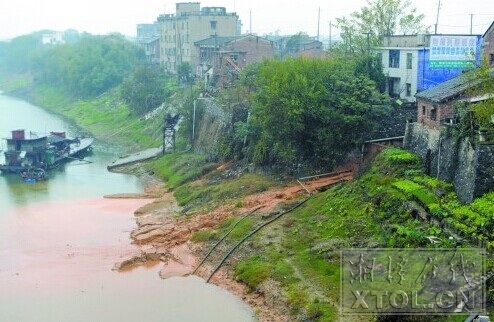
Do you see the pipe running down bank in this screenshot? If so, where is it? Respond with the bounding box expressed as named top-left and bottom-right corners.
top-left (205, 196), bottom-right (312, 283)
top-left (192, 206), bottom-right (262, 275)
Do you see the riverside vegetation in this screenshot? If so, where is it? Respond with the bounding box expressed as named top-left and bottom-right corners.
top-left (1, 31), bottom-right (494, 322)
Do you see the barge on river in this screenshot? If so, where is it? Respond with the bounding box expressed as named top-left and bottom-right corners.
top-left (0, 129), bottom-right (93, 174)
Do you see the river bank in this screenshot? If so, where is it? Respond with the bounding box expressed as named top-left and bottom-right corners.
top-left (107, 163), bottom-right (295, 322)
top-left (108, 161), bottom-right (357, 322)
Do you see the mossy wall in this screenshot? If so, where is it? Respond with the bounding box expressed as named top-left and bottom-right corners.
top-left (404, 122), bottom-right (494, 203)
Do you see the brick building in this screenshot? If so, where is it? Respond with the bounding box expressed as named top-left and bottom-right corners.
top-left (415, 69), bottom-right (494, 129)
top-left (482, 22), bottom-right (494, 66)
top-left (195, 34), bottom-right (275, 87)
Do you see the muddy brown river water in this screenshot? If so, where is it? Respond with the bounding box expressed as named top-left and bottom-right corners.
top-left (0, 93), bottom-right (255, 321)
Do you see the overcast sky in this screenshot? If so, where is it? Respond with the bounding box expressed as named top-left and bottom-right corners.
top-left (0, 0), bottom-right (493, 40)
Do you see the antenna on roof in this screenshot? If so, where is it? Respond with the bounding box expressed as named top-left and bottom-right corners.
top-left (434, 0), bottom-right (441, 34)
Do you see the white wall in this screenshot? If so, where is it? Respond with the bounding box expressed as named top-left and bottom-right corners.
top-left (379, 47), bottom-right (420, 102)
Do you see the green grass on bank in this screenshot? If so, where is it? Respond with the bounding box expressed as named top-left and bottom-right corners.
top-left (0, 71), bottom-right (164, 152)
top-left (174, 172), bottom-right (272, 207)
top-left (178, 147), bottom-right (494, 321)
top-left (146, 152), bottom-right (214, 189)
top-left (147, 152), bottom-right (273, 208)
top-left (30, 85), bottom-right (163, 151)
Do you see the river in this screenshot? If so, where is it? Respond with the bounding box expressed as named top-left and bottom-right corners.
top-left (0, 93), bottom-right (255, 321)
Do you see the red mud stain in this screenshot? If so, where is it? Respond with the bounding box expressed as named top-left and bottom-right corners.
top-left (0, 197), bottom-right (150, 295)
top-left (158, 244), bottom-right (197, 279)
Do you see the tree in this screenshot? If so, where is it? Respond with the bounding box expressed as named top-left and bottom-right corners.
top-left (120, 65), bottom-right (171, 116)
top-left (467, 59), bottom-right (494, 130)
top-left (246, 57), bottom-right (388, 172)
top-left (283, 32), bottom-right (313, 57)
top-left (333, 0), bottom-right (428, 56)
top-left (354, 55), bottom-right (387, 93)
top-left (31, 34), bottom-right (145, 96)
top-left (2, 34), bottom-right (41, 72)
top-left (177, 62), bottom-right (193, 84)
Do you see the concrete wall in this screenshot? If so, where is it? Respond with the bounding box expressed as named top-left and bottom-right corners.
top-left (379, 47), bottom-right (419, 101)
top-left (404, 122), bottom-right (494, 203)
top-left (158, 6), bottom-right (239, 73)
top-left (382, 34), bottom-right (429, 47)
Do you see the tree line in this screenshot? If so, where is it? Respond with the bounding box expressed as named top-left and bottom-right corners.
top-left (0, 31), bottom-right (176, 114)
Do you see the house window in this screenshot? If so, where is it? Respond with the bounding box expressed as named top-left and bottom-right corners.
top-left (406, 83), bottom-right (412, 97)
top-left (422, 106), bottom-right (426, 115)
top-left (490, 54), bottom-right (494, 66)
top-left (389, 50), bottom-right (400, 68)
top-left (406, 53), bottom-right (412, 69)
top-left (430, 106), bottom-right (437, 121)
top-left (377, 52), bottom-right (382, 64)
top-left (210, 21), bottom-right (217, 30)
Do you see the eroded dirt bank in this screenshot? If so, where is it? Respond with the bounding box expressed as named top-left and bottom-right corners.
top-left (108, 163), bottom-right (354, 322)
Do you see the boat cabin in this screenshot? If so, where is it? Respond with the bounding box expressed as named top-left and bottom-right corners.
top-left (4, 130), bottom-right (48, 168)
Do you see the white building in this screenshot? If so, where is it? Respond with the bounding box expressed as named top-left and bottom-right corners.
top-left (41, 32), bottom-right (64, 45)
top-left (377, 34), bottom-right (482, 103)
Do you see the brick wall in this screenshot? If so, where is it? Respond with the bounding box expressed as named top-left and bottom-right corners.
top-left (224, 36), bottom-right (275, 64)
top-left (482, 25), bottom-right (494, 65)
top-left (416, 98), bottom-right (455, 129)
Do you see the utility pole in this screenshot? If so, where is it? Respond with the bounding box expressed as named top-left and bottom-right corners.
top-left (249, 10), bottom-right (252, 34)
top-left (434, 0), bottom-right (441, 34)
top-left (329, 21), bottom-right (332, 50)
top-left (317, 7), bottom-right (320, 41)
top-left (192, 99), bottom-right (196, 141)
top-left (470, 14), bottom-right (474, 35)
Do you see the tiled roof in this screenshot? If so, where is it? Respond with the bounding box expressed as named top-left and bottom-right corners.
top-left (483, 21), bottom-right (494, 39)
top-left (194, 36), bottom-right (239, 46)
top-left (415, 69), bottom-right (494, 103)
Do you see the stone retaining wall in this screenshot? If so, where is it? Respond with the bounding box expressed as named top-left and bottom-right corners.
top-left (404, 122), bottom-right (494, 203)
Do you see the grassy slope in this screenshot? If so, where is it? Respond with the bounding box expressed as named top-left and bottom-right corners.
top-left (167, 148), bottom-right (493, 321)
top-left (0, 71), bottom-right (163, 152)
top-left (29, 85), bottom-right (164, 151)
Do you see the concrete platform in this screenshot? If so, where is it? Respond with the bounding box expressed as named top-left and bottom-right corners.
top-left (107, 147), bottom-right (162, 170)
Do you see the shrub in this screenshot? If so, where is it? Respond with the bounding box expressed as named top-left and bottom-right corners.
top-left (382, 148), bottom-right (421, 165)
